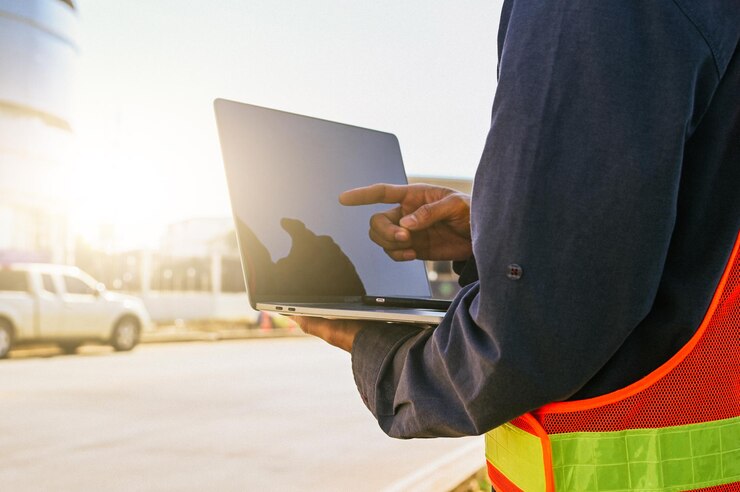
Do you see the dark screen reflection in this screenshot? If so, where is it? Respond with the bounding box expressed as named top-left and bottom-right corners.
top-left (236, 217), bottom-right (366, 297)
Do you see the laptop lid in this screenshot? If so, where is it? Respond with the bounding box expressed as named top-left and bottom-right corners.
top-left (214, 99), bottom-right (433, 309)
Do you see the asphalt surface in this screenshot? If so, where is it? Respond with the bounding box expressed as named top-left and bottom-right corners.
top-left (0, 338), bottom-right (481, 491)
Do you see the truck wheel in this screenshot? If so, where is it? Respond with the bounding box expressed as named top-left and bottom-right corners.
top-left (0, 320), bottom-right (13, 359)
top-left (58, 342), bottom-right (80, 355)
top-left (111, 317), bottom-right (139, 352)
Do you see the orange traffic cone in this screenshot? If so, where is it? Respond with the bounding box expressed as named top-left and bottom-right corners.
top-left (259, 311), bottom-right (272, 331)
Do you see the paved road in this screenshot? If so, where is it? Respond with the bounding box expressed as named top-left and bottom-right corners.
top-left (0, 339), bottom-right (481, 491)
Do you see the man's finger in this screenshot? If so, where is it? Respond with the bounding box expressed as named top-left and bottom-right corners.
top-left (290, 315), bottom-right (362, 352)
top-left (293, 315), bottom-right (309, 331)
top-left (370, 228), bottom-right (412, 251)
top-left (399, 194), bottom-right (464, 230)
top-left (339, 183), bottom-right (409, 206)
top-left (370, 208), bottom-right (412, 244)
top-left (385, 248), bottom-right (417, 261)
top-left (294, 315), bottom-right (329, 338)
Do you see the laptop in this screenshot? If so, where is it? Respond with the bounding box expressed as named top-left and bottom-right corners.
top-left (214, 99), bottom-right (449, 324)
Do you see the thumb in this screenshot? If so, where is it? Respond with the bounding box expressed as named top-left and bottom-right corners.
top-left (399, 194), bottom-right (459, 230)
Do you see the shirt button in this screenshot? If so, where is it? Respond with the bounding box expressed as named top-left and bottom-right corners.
top-left (507, 264), bottom-right (523, 280)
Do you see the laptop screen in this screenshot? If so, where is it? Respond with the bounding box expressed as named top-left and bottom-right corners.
top-left (215, 99), bottom-right (432, 305)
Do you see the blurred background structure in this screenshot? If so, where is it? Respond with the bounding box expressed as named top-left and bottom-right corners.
top-left (0, 0), bottom-right (473, 325)
top-left (0, 0), bottom-right (78, 264)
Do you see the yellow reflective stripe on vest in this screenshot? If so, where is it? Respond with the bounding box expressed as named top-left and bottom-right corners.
top-left (550, 415), bottom-right (740, 491)
top-left (486, 415), bottom-right (740, 491)
top-left (486, 422), bottom-right (548, 491)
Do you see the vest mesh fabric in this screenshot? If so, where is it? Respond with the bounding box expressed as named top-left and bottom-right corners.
top-left (695, 484), bottom-right (740, 491)
top-left (535, 244), bottom-right (740, 434)
top-left (511, 415), bottom-right (539, 434)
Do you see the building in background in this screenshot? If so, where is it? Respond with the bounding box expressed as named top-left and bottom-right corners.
top-left (0, 0), bottom-right (78, 263)
top-left (408, 176), bottom-right (472, 195)
top-left (74, 218), bottom-right (255, 324)
top-left (160, 217), bottom-right (234, 259)
top-left (155, 217), bottom-right (242, 293)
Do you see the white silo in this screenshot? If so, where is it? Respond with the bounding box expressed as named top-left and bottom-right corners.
top-left (0, 0), bottom-right (78, 263)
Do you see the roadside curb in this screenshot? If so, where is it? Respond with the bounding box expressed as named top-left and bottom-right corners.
top-left (141, 326), bottom-right (305, 344)
top-left (381, 439), bottom-right (485, 492)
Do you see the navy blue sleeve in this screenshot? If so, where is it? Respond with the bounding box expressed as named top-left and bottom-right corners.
top-left (352, 0), bottom-right (720, 437)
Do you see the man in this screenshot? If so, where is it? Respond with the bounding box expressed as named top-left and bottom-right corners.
top-left (295, 1), bottom-right (740, 489)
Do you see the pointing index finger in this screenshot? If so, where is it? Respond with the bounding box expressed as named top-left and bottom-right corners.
top-left (339, 183), bottom-right (409, 206)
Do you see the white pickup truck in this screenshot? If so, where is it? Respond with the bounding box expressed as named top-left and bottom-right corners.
top-left (0, 263), bottom-right (152, 358)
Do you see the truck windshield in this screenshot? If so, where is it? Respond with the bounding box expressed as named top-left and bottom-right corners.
top-left (0, 270), bottom-right (29, 292)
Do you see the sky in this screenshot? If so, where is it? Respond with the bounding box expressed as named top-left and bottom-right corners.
top-left (71, 0), bottom-right (503, 249)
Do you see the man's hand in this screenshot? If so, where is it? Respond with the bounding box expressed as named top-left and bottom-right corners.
top-left (340, 183), bottom-right (472, 261)
top-left (293, 316), bottom-right (365, 352)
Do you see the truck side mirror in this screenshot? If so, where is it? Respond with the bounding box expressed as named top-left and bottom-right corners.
top-left (94, 282), bottom-right (106, 297)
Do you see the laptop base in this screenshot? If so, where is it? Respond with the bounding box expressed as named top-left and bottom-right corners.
top-left (257, 302), bottom-right (444, 325)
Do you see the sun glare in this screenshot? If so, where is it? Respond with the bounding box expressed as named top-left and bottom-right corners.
top-left (68, 135), bottom-right (175, 251)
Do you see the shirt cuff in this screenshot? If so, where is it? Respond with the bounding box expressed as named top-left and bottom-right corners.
top-left (351, 323), bottom-right (423, 418)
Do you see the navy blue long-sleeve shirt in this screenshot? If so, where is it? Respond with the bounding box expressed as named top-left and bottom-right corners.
top-left (351, 0), bottom-right (740, 438)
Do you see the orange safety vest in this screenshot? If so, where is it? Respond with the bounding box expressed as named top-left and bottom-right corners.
top-left (486, 231), bottom-right (740, 491)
